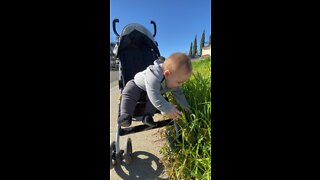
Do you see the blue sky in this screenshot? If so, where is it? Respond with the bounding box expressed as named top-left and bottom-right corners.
top-left (110, 0), bottom-right (211, 58)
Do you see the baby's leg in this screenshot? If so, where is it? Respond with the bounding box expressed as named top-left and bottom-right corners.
top-left (144, 95), bottom-right (158, 115)
top-left (142, 95), bottom-right (158, 127)
top-left (119, 80), bottom-right (142, 127)
top-left (120, 80), bottom-right (143, 115)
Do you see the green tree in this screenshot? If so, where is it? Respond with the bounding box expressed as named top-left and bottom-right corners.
top-left (209, 34), bottom-right (211, 45)
top-left (159, 56), bottom-right (166, 61)
top-left (193, 35), bottom-right (198, 57)
top-left (200, 30), bottom-right (205, 56)
top-left (189, 42), bottom-right (193, 57)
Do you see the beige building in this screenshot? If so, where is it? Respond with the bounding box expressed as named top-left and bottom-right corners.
top-left (201, 45), bottom-right (211, 57)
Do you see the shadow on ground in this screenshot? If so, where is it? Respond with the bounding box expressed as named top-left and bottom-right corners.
top-left (114, 151), bottom-right (168, 180)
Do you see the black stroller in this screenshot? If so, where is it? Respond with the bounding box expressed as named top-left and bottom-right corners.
top-left (110, 19), bottom-right (181, 169)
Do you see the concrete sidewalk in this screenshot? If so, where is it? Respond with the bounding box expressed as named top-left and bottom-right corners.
top-left (110, 70), bottom-right (119, 83)
top-left (110, 82), bottom-right (169, 179)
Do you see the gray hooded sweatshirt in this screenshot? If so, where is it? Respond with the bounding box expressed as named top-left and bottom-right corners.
top-left (134, 59), bottom-right (190, 114)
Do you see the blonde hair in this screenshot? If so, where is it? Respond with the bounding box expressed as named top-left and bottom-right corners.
top-left (163, 53), bottom-right (192, 74)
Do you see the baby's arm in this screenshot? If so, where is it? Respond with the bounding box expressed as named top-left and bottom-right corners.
top-left (145, 69), bottom-right (173, 114)
top-left (171, 87), bottom-right (190, 111)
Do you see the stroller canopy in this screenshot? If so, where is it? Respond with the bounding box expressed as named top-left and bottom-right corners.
top-left (113, 23), bottom-right (160, 58)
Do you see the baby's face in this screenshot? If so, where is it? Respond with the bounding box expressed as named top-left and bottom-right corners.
top-left (165, 69), bottom-right (191, 89)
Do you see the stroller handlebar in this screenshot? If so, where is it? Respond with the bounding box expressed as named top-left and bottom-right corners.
top-left (150, 20), bottom-right (157, 37)
top-left (113, 19), bottom-right (157, 38)
top-left (113, 19), bottom-right (120, 37)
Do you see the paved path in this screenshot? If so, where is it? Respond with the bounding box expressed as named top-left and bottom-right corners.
top-left (110, 72), bottom-right (169, 180)
top-left (110, 71), bottom-right (119, 82)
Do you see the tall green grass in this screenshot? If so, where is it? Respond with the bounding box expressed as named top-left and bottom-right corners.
top-left (160, 58), bottom-right (211, 179)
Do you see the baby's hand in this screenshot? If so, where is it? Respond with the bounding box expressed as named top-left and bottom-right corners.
top-left (167, 105), bottom-right (182, 120)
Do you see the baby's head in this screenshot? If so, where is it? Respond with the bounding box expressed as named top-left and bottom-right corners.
top-left (163, 53), bottom-right (192, 88)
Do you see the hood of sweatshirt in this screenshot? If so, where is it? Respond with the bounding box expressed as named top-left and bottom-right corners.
top-left (148, 59), bottom-right (164, 82)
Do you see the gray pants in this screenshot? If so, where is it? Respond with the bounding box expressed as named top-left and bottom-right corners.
top-left (120, 80), bottom-right (157, 117)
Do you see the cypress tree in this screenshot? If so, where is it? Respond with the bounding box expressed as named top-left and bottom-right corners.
top-left (200, 30), bottom-right (205, 56)
top-left (189, 42), bottom-right (193, 57)
top-left (193, 36), bottom-right (197, 57)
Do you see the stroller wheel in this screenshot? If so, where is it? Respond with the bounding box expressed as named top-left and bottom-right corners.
top-left (116, 150), bottom-right (124, 164)
top-left (110, 141), bottom-right (117, 169)
top-left (124, 138), bottom-right (133, 164)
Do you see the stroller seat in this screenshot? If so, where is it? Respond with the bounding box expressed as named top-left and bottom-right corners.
top-left (113, 25), bottom-right (161, 120)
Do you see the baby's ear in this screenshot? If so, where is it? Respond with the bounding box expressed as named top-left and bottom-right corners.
top-left (164, 70), bottom-right (170, 77)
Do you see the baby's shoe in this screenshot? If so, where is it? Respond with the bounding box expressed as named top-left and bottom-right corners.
top-left (142, 114), bottom-right (157, 127)
top-left (118, 113), bottom-right (132, 127)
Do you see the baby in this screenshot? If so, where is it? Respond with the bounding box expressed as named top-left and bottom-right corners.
top-left (118, 52), bottom-right (192, 127)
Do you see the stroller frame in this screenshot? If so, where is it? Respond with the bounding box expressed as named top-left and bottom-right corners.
top-left (110, 19), bottom-right (180, 169)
